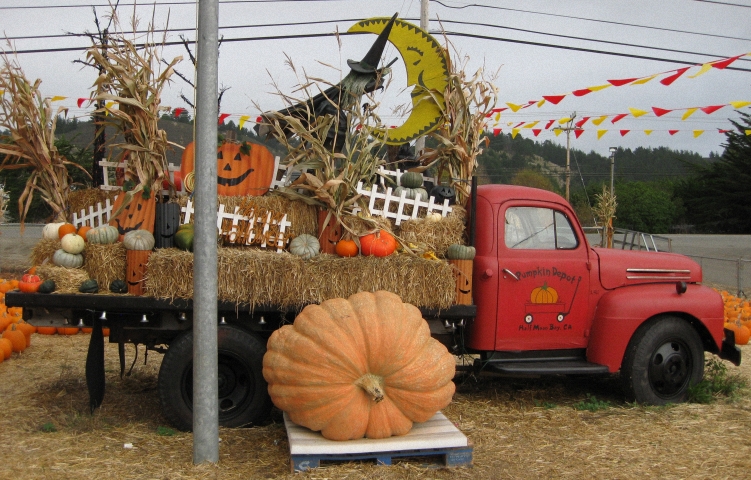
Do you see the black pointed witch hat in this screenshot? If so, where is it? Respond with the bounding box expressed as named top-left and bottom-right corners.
top-left (347, 12), bottom-right (398, 73)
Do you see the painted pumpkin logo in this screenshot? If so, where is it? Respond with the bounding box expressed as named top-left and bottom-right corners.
top-left (180, 140), bottom-right (275, 197)
top-left (530, 283), bottom-right (558, 304)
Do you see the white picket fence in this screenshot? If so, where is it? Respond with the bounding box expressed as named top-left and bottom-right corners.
top-left (72, 198), bottom-right (114, 228)
top-left (376, 166), bottom-right (437, 188)
top-left (181, 199), bottom-right (292, 252)
top-left (351, 182), bottom-right (453, 226)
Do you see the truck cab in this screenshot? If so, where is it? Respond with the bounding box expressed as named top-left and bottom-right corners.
top-left (466, 184), bottom-right (740, 404)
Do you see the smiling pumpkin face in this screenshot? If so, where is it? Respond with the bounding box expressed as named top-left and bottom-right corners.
top-left (180, 140), bottom-right (276, 197)
top-left (449, 259), bottom-right (473, 305)
top-left (109, 191), bottom-right (156, 241)
top-left (155, 203), bottom-right (182, 249)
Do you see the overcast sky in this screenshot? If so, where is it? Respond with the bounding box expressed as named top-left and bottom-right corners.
top-left (2, 0), bottom-right (750, 158)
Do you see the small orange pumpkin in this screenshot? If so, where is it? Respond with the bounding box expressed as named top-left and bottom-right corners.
top-left (2, 324), bottom-right (27, 352)
top-left (77, 225), bottom-right (92, 240)
top-left (0, 337), bottom-right (12, 360)
top-left (335, 239), bottom-right (359, 257)
top-left (359, 230), bottom-right (397, 257)
top-left (58, 223), bottom-right (77, 239)
top-left (180, 139), bottom-right (276, 196)
top-left (57, 327), bottom-right (80, 335)
top-left (36, 326), bottom-right (57, 335)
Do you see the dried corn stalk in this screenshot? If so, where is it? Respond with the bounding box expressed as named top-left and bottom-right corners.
top-left (0, 52), bottom-right (89, 225)
top-left (86, 9), bottom-right (181, 210)
top-left (593, 185), bottom-right (617, 248)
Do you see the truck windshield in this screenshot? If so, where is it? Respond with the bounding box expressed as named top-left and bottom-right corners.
top-left (505, 207), bottom-right (578, 250)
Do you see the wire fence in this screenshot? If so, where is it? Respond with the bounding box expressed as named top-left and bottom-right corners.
top-left (685, 255), bottom-right (749, 298)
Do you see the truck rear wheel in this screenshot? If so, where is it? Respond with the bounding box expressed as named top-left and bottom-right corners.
top-left (157, 325), bottom-right (273, 431)
top-left (621, 316), bottom-right (704, 405)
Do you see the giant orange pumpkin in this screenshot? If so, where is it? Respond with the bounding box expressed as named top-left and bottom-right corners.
top-left (109, 191), bottom-right (156, 240)
top-left (263, 291), bottom-right (456, 441)
top-left (180, 140), bottom-right (275, 197)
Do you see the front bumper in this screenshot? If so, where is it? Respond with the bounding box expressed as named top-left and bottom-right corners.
top-left (720, 327), bottom-right (742, 366)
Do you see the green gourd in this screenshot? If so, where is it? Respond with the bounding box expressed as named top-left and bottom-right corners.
top-left (38, 279), bottom-right (56, 294)
top-left (86, 225), bottom-right (119, 244)
top-left (123, 229), bottom-right (155, 251)
top-left (399, 171), bottom-right (424, 188)
top-left (394, 186), bottom-right (429, 201)
top-left (447, 244), bottom-right (476, 260)
top-left (175, 224), bottom-right (194, 251)
top-left (79, 279), bottom-right (99, 293)
top-left (109, 279), bottom-right (128, 294)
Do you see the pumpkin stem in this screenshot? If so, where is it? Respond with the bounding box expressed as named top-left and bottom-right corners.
top-left (354, 373), bottom-right (385, 403)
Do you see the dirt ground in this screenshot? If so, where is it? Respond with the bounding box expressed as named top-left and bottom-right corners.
top-left (0, 334), bottom-right (749, 479)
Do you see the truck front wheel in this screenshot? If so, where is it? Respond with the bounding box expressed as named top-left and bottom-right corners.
top-left (621, 316), bottom-right (704, 405)
top-left (157, 325), bottom-right (273, 431)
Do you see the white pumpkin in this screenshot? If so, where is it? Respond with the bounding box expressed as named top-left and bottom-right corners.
top-left (43, 222), bottom-right (65, 240)
top-left (52, 249), bottom-right (84, 268)
top-left (289, 234), bottom-right (320, 260)
top-left (61, 233), bottom-right (85, 254)
top-left (425, 212), bottom-right (443, 222)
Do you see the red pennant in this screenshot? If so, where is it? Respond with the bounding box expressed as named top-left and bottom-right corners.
top-left (173, 108), bottom-right (185, 118)
top-left (532, 129), bottom-right (542, 137)
top-left (485, 112), bottom-right (493, 118)
top-left (711, 54), bottom-right (743, 69)
top-left (544, 119), bottom-right (555, 129)
top-left (77, 97), bottom-right (89, 108)
top-left (611, 113), bottom-right (628, 124)
top-left (542, 95), bottom-right (566, 105)
top-left (659, 67), bottom-right (690, 86)
top-left (218, 113), bottom-right (230, 125)
top-left (492, 107), bottom-right (507, 113)
top-left (513, 122), bottom-right (525, 128)
top-left (572, 88), bottom-right (593, 97)
top-left (574, 117), bottom-right (590, 128)
top-left (700, 105), bottom-right (725, 114)
top-left (255, 116), bottom-right (263, 123)
top-left (574, 129), bottom-right (584, 139)
top-left (652, 107), bottom-right (673, 117)
top-left (355, 124), bottom-right (362, 131)
top-left (668, 130), bottom-right (679, 136)
top-left (718, 129), bottom-right (731, 134)
top-left (607, 77), bottom-right (638, 87)
top-left (493, 128), bottom-right (501, 136)
top-left (620, 130), bottom-right (630, 137)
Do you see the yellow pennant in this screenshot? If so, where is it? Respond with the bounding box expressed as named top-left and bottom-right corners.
top-left (597, 130), bottom-right (607, 139)
top-left (592, 115), bottom-right (608, 126)
top-left (536, 99), bottom-right (546, 107)
top-left (506, 103), bottom-right (522, 112)
top-left (730, 100), bottom-right (751, 109)
top-left (746, 130), bottom-right (751, 135)
top-left (0, 89), bottom-right (5, 95)
top-left (644, 130), bottom-right (653, 136)
top-left (587, 84), bottom-right (611, 92)
top-left (523, 121), bottom-right (539, 129)
top-left (238, 115), bottom-right (250, 130)
top-left (630, 75), bottom-right (658, 85)
top-left (50, 96), bottom-right (67, 102)
top-left (494, 112), bottom-right (501, 121)
top-left (688, 63), bottom-right (712, 78)
top-left (682, 108), bottom-right (698, 120)
top-left (629, 108), bottom-right (648, 117)
top-left (511, 128), bottom-right (520, 138)
top-left (553, 128), bottom-right (563, 137)
top-left (558, 117), bottom-right (572, 124)
top-left (693, 130), bottom-right (704, 138)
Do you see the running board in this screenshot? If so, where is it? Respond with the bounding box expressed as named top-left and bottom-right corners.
top-left (480, 359), bottom-right (610, 375)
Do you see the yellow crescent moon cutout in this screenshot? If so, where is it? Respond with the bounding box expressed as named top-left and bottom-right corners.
top-left (348, 17), bottom-right (449, 145)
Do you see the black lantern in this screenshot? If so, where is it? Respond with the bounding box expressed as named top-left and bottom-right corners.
top-left (430, 185), bottom-right (456, 205)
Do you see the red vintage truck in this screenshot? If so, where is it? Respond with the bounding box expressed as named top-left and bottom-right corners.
top-left (6, 183), bottom-right (741, 430)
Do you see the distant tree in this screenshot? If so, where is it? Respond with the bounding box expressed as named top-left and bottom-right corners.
top-left (510, 169), bottom-right (559, 193)
top-left (676, 111), bottom-right (751, 233)
top-left (613, 181), bottom-right (677, 234)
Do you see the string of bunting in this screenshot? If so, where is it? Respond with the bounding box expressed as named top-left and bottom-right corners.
top-left (492, 126), bottom-right (751, 140)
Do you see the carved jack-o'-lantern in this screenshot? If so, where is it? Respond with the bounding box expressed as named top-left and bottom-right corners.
top-left (449, 259), bottom-right (473, 305)
top-left (126, 250), bottom-right (150, 296)
top-left (155, 203), bottom-right (182, 249)
top-left (317, 209), bottom-right (342, 254)
top-left (109, 191), bottom-right (156, 241)
top-left (180, 139), bottom-right (275, 197)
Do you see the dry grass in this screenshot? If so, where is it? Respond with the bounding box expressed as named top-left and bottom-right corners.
top-left (0, 335), bottom-right (749, 479)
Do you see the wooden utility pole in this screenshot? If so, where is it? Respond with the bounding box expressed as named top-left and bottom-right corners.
top-left (555, 113), bottom-right (576, 202)
top-left (413, 0), bottom-right (429, 158)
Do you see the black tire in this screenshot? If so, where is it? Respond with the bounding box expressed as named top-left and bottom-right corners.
top-left (157, 326), bottom-right (273, 431)
top-left (621, 316), bottom-right (704, 405)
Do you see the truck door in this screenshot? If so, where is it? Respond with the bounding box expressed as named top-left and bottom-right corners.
top-left (496, 202), bottom-right (591, 350)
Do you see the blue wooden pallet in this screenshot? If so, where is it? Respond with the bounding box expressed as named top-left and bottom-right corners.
top-left (284, 412), bottom-right (473, 473)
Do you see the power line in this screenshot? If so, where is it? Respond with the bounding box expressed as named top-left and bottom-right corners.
top-left (693, 0), bottom-right (751, 7)
top-left (431, 0), bottom-right (751, 42)
top-left (0, 0), bottom-right (346, 10)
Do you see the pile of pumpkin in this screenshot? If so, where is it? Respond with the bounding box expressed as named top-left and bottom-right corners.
top-left (0, 278), bottom-right (37, 363)
top-left (718, 289), bottom-right (751, 345)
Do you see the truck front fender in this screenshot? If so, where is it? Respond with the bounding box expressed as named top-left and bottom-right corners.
top-left (587, 283), bottom-right (724, 372)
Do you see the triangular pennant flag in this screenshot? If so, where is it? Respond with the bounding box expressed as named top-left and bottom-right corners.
top-left (256, 116), bottom-right (263, 123)
top-left (660, 67), bottom-right (690, 86)
top-left (592, 115), bottom-right (608, 126)
top-left (729, 101), bottom-right (750, 109)
top-left (652, 107), bottom-right (672, 117)
top-left (511, 128), bottom-right (520, 138)
top-left (492, 128), bottom-right (501, 136)
top-left (218, 113), bottom-right (230, 124)
top-left (523, 121), bottom-right (539, 129)
top-left (105, 101), bottom-right (115, 109)
top-left (523, 101), bottom-right (537, 109)
top-left (669, 130), bottom-right (679, 136)
top-left (544, 119), bottom-right (555, 129)
top-left (50, 96), bottom-right (67, 102)
top-left (700, 105), bottom-right (725, 114)
top-left (553, 128), bottom-right (563, 137)
top-left (542, 95), bottom-right (566, 105)
top-left (630, 75), bottom-right (658, 85)
top-left (644, 130), bottom-right (653, 136)
top-left (77, 97), bottom-right (89, 108)
top-left (688, 63), bottom-right (713, 78)
top-left (629, 108), bottom-right (648, 117)
top-left (597, 130), bottom-right (607, 139)
top-left (0, 89), bottom-right (4, 95)
top-left (588, 84), bottom-right (612, 92)
top-left (572, 88), bottom-right (593, 97)
top-left (693, 130), bottom-right (704, 138)
top-left (718, 129), bottom-right (731, 134)
top-left (558, 117), bottom-right (572, 124)
top-left (745, 130), bottom-right (751, 135)
top-left (532, 129), bottom-right (542, 137)
top-left (492, 107), bottom-right (507, 113)
top-left (485, 112), bottom-right (493, 118)
top-left (611, 113), bottom-right (628, 124)
top-left (711, 54), bottom-right (743, 69)
top-left (173, 107), bottom-right (186, 118)
top-left (513, 122), bottom-right (525, 128)
top-left (574, 129), bottom-right (584, 139)
top-left (575, 117), bottom-right (590, 128)
top-left (607, 77), bottom-right (638, 86)
top-left (494, 113), bottom-right (500, 121)
top-left (536, 99), bottom-right (546, 107)
top-left (682, 108), bottom-right (698, 120)
top-left (239, 115), bottom-right (250, 130)
top-left (506, 103), bottom-right (522, 112)
top-left (620, 130), bottom-right (630, 137)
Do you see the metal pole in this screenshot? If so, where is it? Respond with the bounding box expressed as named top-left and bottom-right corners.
top-left (193, 0), bottom-right (219, 464)
top-left (413, 0), bottom-right (429, 158)
top-left (610, 151), bottom-right (615, 196)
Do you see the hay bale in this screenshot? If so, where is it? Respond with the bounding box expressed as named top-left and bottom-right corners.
top-left (397, 210), bottom-right (467, 258)
top-left (68, 188), bottom-right (119, 224)
top-left (144, 248), bottom-right (455, 310)
top-left (30, 239), bottom-right (60, 266)
top-left (35, 265), bottom-right (90, 293)
top-left (83, 243), bottom-right (127, 288)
